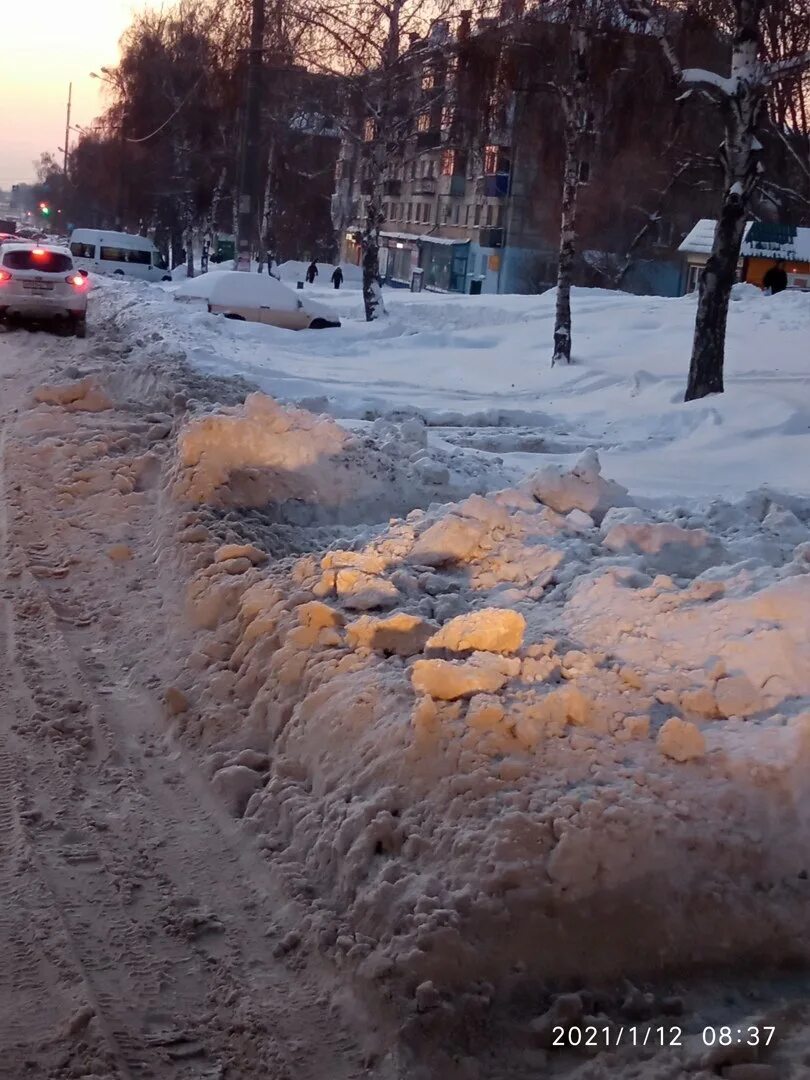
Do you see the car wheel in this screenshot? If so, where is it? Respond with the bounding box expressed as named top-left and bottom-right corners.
top-left (223, 313), bottom-right (246, 321)
top-left (73, 318), bottom-right (87, 339)
top-left (113, 269), bottom-right (125, 276)
top-left (162, 274), bottom-right (172, 282)
top-left (309, 318), bottom-right (329, 329)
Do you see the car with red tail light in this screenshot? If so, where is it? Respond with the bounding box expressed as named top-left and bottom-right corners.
top-left (0, 242), bottom-right (89, 336)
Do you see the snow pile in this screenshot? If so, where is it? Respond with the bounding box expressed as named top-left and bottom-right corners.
top-left (206, 271), bottom-right (301, 311)
top-left (171, 270), bottom-right (233, 302)
top-left (173, 392), bottom-right (509, 521)
top-left (174, 447), bottom-right (810, 996)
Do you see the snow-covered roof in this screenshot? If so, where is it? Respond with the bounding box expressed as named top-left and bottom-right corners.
top-left (679, 219), bottom-right (810, 262)
top-left (381, 231), bottom-right (470, 247)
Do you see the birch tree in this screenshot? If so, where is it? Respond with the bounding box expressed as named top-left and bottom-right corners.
top-left (552, 3), bottom-right (595, 366)
top-left (302, 0), bottom-right (460, 322)
top-left (622, 0), bottom-right (810, 401)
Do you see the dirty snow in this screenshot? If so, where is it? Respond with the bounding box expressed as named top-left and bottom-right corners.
top-left (5, 272), bottom-right (810, 1078)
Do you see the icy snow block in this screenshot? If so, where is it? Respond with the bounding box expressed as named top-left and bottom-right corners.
top-left (426, 608), bottom-right (526, 655)
top-left (411, 654), bottom-right (513, 700)
top-left (335, 569), bottom-right (400, 610)
top-left (346, 612), bottom-right (436, 656)
top-left (407, 514), bottom-right (489, 567)
top-left (602, 522), bottom-right (725, 576)
top-left (211, 765), bottom-right (265, 817)
top-left (524, 449), bottom-right (629, 524)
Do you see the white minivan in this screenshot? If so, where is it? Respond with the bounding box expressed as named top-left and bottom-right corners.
top-left (69, 229), bottom-right (171, 282)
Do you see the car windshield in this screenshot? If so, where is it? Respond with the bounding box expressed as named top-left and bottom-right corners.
top-left (3, 249), bottom-right (73, 273)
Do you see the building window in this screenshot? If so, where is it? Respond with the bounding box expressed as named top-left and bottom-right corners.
top-left (578, 160), bottom-right (590, 184)
top-left (474, 204), bottom-right (481, 226)
top-left (417, 112), bottom-right (431, 133)
top-left (335, 159), bottom-right (345, 181)
top-left (465, 204), bottom-right (471, 225)
top-left (441, 106), bottom-right (453, 131)
top-left (441, 149), bottom-right (455, 176)
top-left (422, 203), bottom-right (431, 223)
top-left (410, 161), bottom-right (417, 180)
top-left (484, 145), bottom-right (511, 175)
top-left (363, 118), bottom-right (376, 142)
top-left (407, 202), bottom-right (413, 221)
top-left (453, 203), bottom-right (460, 224)
top-left (486, 204), bottom-right (493, 226)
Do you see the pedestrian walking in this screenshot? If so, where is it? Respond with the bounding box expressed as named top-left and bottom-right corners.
top-left (331, 266), bottom-right (344, 290)
top-left (762, 260), bottom-right (788, 295)
top-left (305, 261), bottom-right (318, 284)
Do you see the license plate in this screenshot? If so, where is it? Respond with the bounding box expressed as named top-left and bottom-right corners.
top-left (24, 282), bottom-right (53, 291)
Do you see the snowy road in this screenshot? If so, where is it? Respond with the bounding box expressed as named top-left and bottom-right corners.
top-left (0, 322), bottom-right (392, 1079)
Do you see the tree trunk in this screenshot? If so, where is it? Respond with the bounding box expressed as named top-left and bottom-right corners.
top-left (258, 139), bottom-right (276, 274)
top-left (552, 19), bottom-right (590, 366)
top-left (685, 21), bottom-right (760, 402)
top-left (362, 199), bottom-right (385, 322)
top-left (552, 132), bottom-right (580, 366)
top-left (184, 221), bottom-right (195, 279)
top-left (684, 187), bottom-right (747, 400)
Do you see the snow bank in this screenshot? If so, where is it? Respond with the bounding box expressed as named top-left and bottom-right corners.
top-left (172, 392), bottom-right (509, 522)
top-left (175, 441), bottom-right (810, 996)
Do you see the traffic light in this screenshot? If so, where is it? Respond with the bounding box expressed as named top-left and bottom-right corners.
top-left (39, 202), bottom-right (51, 217)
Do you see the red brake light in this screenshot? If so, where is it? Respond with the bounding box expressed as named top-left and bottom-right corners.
top-left (0, 269), bottom-right (11, 284)
top-left (67, 274), bottom-right (86, 289)
top-left (32, 248), bottom-right (46, 258)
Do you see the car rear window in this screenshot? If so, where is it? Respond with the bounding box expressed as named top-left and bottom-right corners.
top-left (3, 249), bottom-right (73, 272)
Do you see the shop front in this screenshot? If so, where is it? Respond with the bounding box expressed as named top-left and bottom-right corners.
top-left (420, 239), bottom-right (470, 293)
top-left (380, 232), bottom-right (471, 292)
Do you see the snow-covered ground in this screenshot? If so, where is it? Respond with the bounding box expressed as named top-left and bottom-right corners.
top-left (101, 274), bottom-right (810, 502)
top-left (20, 273), bottom-right (809, 1076)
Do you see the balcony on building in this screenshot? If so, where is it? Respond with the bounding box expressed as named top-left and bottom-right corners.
top-left (412, 176), bottom-right (437, 195)
top-left (476, 173), bottom-right (510, 198)
top-left (383, 178), bottom-right (402, 196)
top-left (416, 130), bottom-right (442, 150)
top-left (478, 226), bottom-right (504, 248)
top-left (449, 174), bottom-right (466, 197)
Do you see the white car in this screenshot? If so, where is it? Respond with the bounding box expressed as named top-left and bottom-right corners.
top-left (205, 271), bottom-right (341, 330)
top-left (0, 242), bottom-right (89, 336)
top-left (69, 228), bottom-right (171, 283)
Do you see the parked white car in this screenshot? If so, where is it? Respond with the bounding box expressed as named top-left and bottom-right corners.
top-left (205, 271), bottom-right (341, 330)
top-left (0, 242), bottom-right (89, 336)
top-left (69, 229), bottom-right (171, 282)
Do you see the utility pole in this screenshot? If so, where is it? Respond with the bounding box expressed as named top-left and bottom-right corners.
top-left (236, 0), bottom-right (265, 271)
top-left (63, 82), bottom-right (72, 179)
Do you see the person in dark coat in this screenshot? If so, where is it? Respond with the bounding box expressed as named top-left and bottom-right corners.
top-left (305, 261), bottom-right (318, 284)
top-left (762, 261), bottom-right (788, 295)
top-left (331, 266), bottom-right (344, 289)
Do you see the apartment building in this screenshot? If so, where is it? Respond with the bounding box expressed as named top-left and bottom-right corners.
top-left (333, 2), bottom-right (726, 296)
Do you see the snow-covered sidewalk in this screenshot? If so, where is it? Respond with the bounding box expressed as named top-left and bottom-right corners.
top-left (98, 274), bottom-right (810, 501)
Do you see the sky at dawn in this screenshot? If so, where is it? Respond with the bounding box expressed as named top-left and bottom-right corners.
top-left (1, 1), bottom-right (155, 185)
